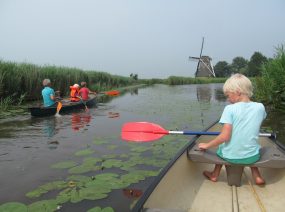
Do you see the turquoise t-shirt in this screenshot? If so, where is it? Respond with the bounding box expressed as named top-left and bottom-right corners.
top-left (42, 87), bottom-right (55, 107)
top-left (218, 102), bottom-right (266, 160)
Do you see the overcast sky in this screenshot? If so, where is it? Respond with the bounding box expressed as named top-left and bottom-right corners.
top-left (0, 0), bottom-right (284, 79)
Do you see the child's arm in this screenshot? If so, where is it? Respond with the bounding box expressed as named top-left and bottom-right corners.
top-left (198, 123), bottom-right (232, 150)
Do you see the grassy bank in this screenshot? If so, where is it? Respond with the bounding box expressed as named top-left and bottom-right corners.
top-left (0, 61), bottom-right (134, 101)
top-left (1, 58), bottom-right (264, 119)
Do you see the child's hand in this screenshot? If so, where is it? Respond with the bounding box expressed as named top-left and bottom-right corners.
top-left (198, 143), bottom-right (209, 150)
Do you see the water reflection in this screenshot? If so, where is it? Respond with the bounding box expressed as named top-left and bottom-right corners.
top-left (108, 112), bottom-right (120, 118)
top-left (71, 113), bottom-right (91, 131)
top-left (196, 85), bottom-right (212, 102)
top-left (42, 118), bottom-right (58, 138)
top-left (130, 88), bottom-right (138, 95)
top-left (214, 88), bottom-right (227, 102)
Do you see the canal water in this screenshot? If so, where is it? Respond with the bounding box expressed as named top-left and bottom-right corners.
top-left (0, 84), bottom-right (283, 212)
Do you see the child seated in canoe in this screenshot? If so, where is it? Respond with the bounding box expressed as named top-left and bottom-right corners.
top-left (79, 82), bottom-right (96, 101)
top-left (42, 79), bottom-right (56, 107)
top-left (198, 74), bottom-right (266, 185)
top-left (70, 84), bottom-right (80, 102)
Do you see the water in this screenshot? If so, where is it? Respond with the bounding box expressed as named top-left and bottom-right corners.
top-left (0, 84), bottom-right (283, 211)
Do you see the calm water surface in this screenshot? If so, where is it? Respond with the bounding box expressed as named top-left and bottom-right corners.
top-left (0, 84), bottom-right (283, 212)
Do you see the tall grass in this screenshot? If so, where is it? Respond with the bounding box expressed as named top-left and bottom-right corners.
top-left (166, 76), bottom-right (226, 85)
top-left (0, 61), bottom-right (135, 102)
top-left (254, 45), bottom-right (285, 109)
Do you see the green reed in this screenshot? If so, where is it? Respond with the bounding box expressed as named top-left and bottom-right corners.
top-left (254, 45), bottom-right (285, 109)
top-left (0, 61), bottom-right (134, 101)
top-left (166, 76), bottom-right (226, 85)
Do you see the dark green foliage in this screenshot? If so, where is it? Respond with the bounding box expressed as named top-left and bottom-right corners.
top-left (231, 56), bottom-right (248, 74)
top-left (254, 46), bottom-right (285, 109)
top-left (247, 52), bottom-right (268, 77)
top-left (214, 61), bottom-right (231, 77)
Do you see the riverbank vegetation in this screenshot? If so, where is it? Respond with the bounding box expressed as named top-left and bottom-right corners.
top-left (254, 46), bottom-right (285, 111)
top-left (0, 45), bottom-right (284, 116)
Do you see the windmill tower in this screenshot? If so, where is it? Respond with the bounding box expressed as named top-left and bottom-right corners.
top-left (189, 37), bottom-right (216, 77)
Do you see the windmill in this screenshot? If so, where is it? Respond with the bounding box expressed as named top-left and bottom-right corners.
top-left (189, 37), bottom-right (216, 77)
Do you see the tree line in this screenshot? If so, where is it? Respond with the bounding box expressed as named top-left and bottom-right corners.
top-left (214, 52), bottom-right (268, 77)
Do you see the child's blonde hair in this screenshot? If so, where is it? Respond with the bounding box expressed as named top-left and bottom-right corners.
top-left (223, 74), bottom-right (253, 97)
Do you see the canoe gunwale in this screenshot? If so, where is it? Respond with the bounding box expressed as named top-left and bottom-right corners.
top-left (131, 120), bottom-right (219, 212)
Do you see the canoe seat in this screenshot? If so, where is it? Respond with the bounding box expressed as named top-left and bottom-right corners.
top-left (187, 144), bottom-right (285, 186)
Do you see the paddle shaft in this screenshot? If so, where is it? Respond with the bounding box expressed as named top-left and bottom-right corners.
top-left (168, 130), bottom-right (274, 138)
top-left (121, 122), bottom-right (276, 142)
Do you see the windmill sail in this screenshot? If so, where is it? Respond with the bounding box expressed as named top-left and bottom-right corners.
top-left (189, 37), bottom-right (216, 77)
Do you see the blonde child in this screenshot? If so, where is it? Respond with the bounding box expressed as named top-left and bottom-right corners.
top-left (198, 74), bottom-right (266, 185)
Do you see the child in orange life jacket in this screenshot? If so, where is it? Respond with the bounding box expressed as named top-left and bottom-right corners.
top-left (70, 84), bottom-right (80, 102)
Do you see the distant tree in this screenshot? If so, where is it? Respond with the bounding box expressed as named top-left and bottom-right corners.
top-left (231, 57), bottom-right (248, 74)
top-left (247, 52), bottom-right (267, 76)
top-left (133, 74), bottom-right (138, 80)
top-left (129, 73), bottom-right (138, 80)
top-left (214, 61), bottom-right (231, 77)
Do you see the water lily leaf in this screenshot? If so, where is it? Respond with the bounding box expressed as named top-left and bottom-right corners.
top-left (67, 175), bottom-right (92, 183)
top-left (78, 187), bottom-right (108, 201)
top-left (68, 164), bottom-right (100, 174)
top-left (102, 154), bottom-right (117, 159)
top-left (0, 202), bottom-right (28, 212)
top-left (28, 199), bottom-right (58, 212)
top-left (119, 153), bottom-right (129, 158)
top-left (121, 173), bottom-right (145, 184)
top-left (107, 145), bottom-right (117, 150)
top-left (102, 207), bottom-right (114, 212)
top-left (87, 206), bottom-right (102, 212)
top-left (26, 188), bottom-right (47, 198)
top-left (57, 187), bottom-right (85, 203)
top-left (101, 159), bottom-right (123, 168)
top-left (56, 188), bottom-right (72, 204)
top-left (75, 149), bottom-right (94, 156)
top-left (51, 161), bottom-right (77, 169)
top-left (93, 138), bottom-right (108, 145)
top-left (94, 173), bottom-right (119, 181)
top-left (83, 157), bottom-right (102, 165)
top-left (87, 206), bottom-right (114, 212)
top-left (26, 181), bottom-right (67, 198)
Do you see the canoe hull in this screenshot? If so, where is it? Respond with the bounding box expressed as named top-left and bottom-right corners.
top-left (28, 95), bottom-right (96, 117)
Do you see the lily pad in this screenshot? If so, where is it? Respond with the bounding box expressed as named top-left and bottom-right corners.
top-left (87, 206), bottom-right (114, 212)
top-left (51, 161), bottom-right (77, 169)
top-left (28, 199), bottom-right (58, 212)
top-left (68, 164), bottom-right (100, 174)
top-left (0, 202), bottom-right (28, 212)
top-left (26, 181), bottom-right (67, 198)
top-left (75, 149), bottom-right (94, 156)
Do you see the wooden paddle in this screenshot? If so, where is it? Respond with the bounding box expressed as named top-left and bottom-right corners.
top-left (55, 102), bottom-right (62, 117)
top-left (121, 122), bottom-right (275, 142)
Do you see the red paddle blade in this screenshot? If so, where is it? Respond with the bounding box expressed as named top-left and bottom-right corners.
top-left (105, 90), bottom-right (120, 96)
top-left (121, 122), bottom-right (169, 142)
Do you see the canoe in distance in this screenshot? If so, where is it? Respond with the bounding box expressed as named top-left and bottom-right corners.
top-left (132, 121), bottom-right (285, 212)
top-left (28, 94), bottom-right (97, 117)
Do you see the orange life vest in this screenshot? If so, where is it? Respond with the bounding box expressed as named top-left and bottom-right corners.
top-left (70, 86), bottom-right (80, 102)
